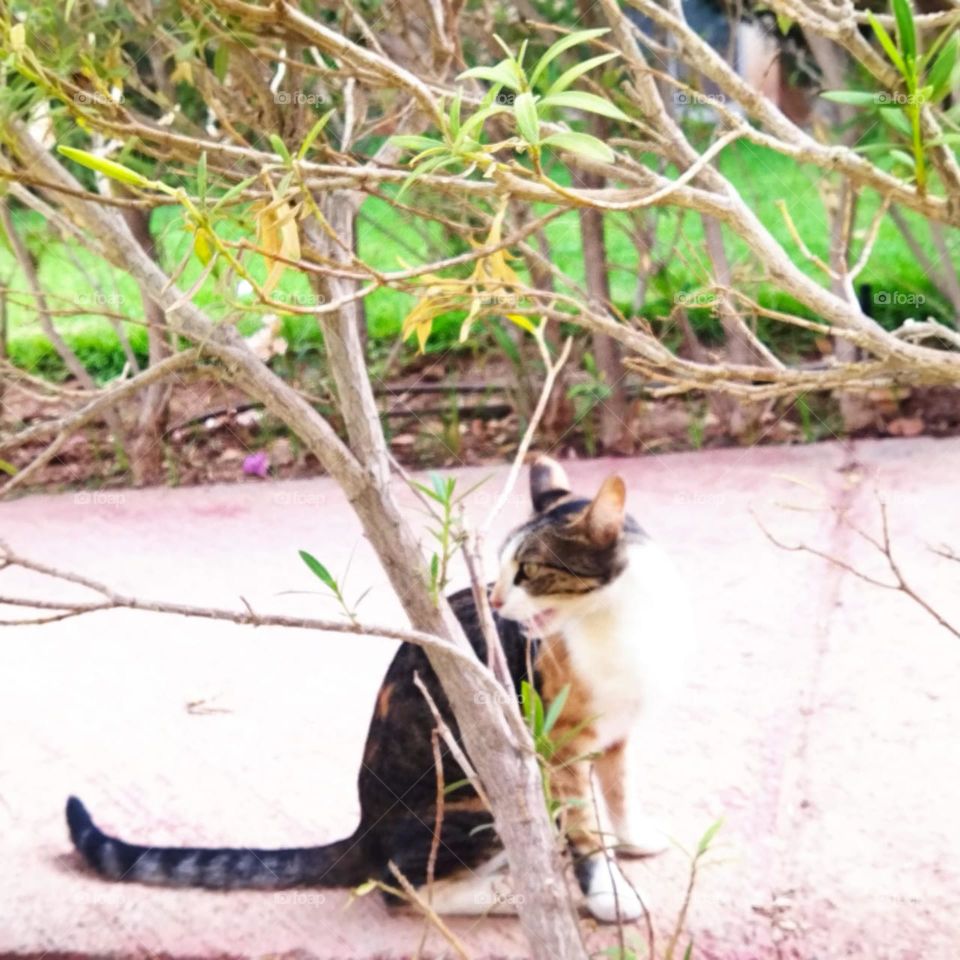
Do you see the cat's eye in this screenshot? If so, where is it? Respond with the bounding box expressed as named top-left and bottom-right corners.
top-left (518, 561), bottom-right (542, 581)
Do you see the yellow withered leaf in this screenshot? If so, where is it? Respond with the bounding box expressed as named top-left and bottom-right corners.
top-left (10, 23), bottom-right (26, 53)
top-left (255, 197), bottom-right (301, 297)
top-left (193, 227), bottom-right (214, 266)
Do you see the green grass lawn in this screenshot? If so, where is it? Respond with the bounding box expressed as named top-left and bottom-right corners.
top-left (1, 139), bottom-right (952, 381)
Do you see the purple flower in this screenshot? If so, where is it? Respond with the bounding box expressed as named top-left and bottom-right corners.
top-left (243, 451), bottom-right (270, 478)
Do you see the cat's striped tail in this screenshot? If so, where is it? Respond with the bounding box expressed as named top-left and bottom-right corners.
top-left (66, 795), bottom-right (369, 890)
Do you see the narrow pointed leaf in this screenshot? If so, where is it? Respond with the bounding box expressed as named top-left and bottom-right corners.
top-left (821, 89), bottom-right (881, 105)
top-left (457, 60), bottom-right (521, 91)
top-left (389, 134), bottom-right (444, 152)
top-left (299, 550), bottom-right (338, 591)
top-left (460, 102), bottom-right (509, 140)
top-left (538, 90), bottom-right (629, 121)
top-left (928, 32), bottom-right (959, 101)
top-left (696, 818), bottom-right (723, 856)
top-left (542, 684), bottom-right (570, 736)
top-left (57, 146), bottom-right (154, 188)
top-left (196, 151), bottom-right (207, 199)
top-left (546, 53), bottom-right (618, 96)
top-left (297, 110), bottom-right (334, 159)
top-left (529, 27), bottom-right (609, 89)
top-left (269, 134), bottom-right (291, 164)
top-left (211, 175), bottom-right (257, 211)
top-left (892, 0), bottom-right (917, 64)
top-left (890, 147), bottom-right (917, 168)
top-left (878, 107), bottom-right (912, 134)
top-left (449, 88), bottom-right (462, 138)
top-left (542, 130), bottom-right (614, 162)
top-left (868, 13), bottom-right (907, 74)
top-left (513, 91), bottom-right (540, 144)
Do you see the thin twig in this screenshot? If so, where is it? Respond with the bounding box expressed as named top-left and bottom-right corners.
top-left (412, 671), bottom-right (492, 811)
top-left (386, 861), bottom-right (471, 960)
top-left (753, 499), bottom-right (960, 640)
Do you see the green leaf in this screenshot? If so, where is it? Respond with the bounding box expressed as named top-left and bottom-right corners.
top-left (529, 27), bottom-right (609, 89)
top-left (410, 144), bottom-right (449, 164)
top-left (542, 684), bottom-right (570, 736)
top-left (821, 90), bottom-right (880, 105)
top-left (921, 13), bottom-right (960, 70)
top-left (696, 818), bottom-right (723, 856)
top-left (776, 12), bottom-right (793, 34)
top-left (193, 227), bottom-right (214, 265)
top-left (459, 102), bottom-right (509, 141)
top-left (520, 679), bottom-right (535, 727)
top-left (868, 12), bottom-right (907, 75)
top-left (269, 134), bottom-right (292, 164)
top-left (538, 90), bottom-right (629, 121)
top-left (890, 147), bottom-right (917, 169)
top-left (57, 146), bottom-right (154, 189)
top-left (541, 131), bottom-right (614, 162)
top-left (449, 88), bottom-right (462, 139)
top-left (389, 134), bottom-right (445, 153)
top-left (855, 141), bottom-right (900, 154)
top-left (545, 53), bottom-right (618, 96)
top-left (683, 941), bottom-right (694, 960)
top-left (458, 60), bottom-right (522, 91)
top-left (211, 175), bottom-right (257, 212)
top-left (444, 778), bottom-right (472, 795)
top-left (878, 107), bottom-right (912, 135)
top-left (411, 478), bottom-right (444, 503)
top-left (928, 32), bottom-right (959, 101)
top-left (297, 110), bottom-right (334, 159)
top-left (299, 549), bottom-right (338, 591)
top-left (396, 153), bottom-right (459, 199)
top-left (196, 151), bottom-right (207, 200)
top-left (892, 0), bottom-right (917, 65)
top-left (0, 458), bottom-right (18, 476)
top-left (213, 42), bottom-right (230, 82)
top-left (513, 91), bottom-right (541, 144)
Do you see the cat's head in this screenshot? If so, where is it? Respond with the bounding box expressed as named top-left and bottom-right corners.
top-left (490, 456), bottom-right (642, 636)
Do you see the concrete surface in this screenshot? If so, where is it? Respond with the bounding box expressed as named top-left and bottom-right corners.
top-left (1, 437), bottom-right (959, 960)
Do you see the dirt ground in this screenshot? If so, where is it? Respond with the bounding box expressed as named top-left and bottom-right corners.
top-left (4, 352), bottom-right (960, 492)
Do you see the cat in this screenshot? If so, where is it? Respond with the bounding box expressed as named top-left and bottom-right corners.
top-left (66, 456), bottom-right (691, 923)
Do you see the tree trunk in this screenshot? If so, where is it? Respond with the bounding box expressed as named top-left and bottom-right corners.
top-left (121, 205), bottom-right (172, 486)
top-left (804, 31), bottom-right (875, 432)
top-left (575, 155), bottom-right (635, 454)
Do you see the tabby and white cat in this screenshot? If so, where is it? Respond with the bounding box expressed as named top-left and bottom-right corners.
top-left (67, 456), bottom-right (691, 923)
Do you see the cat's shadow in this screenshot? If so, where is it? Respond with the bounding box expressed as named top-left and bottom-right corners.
top-left (51, 850), bottom-right (95, 877)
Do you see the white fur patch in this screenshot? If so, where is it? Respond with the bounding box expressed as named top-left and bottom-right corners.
top-left (584, 854), bottom-right (647, 923)
top-left (561, 541), bottom-right (693, 747)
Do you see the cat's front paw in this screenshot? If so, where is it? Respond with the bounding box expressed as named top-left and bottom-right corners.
top-left (583, 858), bottom-right (648, 923)
top-left (616, 816), bottom-right (670, 857)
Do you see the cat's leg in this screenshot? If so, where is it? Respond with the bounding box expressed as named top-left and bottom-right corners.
top-left (416, 853), bottom-right (521, 916)
top-left (535, 640), bottom-right (646, 923)
top-left (548, 736), bottom-right (646, 922)
top-left (595, 740), bottom-right (669, 858)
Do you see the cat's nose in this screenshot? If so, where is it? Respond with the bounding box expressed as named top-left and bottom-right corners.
top-left (489, 588), bottom-right (504, 610)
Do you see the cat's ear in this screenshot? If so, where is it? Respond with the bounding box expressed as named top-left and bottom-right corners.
top-left (584, 474), bottom-right (626, 546)
top-left (529, 455), bottom-right (571, 513)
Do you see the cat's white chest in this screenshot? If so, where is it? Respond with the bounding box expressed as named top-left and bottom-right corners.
top-left (561, 542), bottom-right (690, 748)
